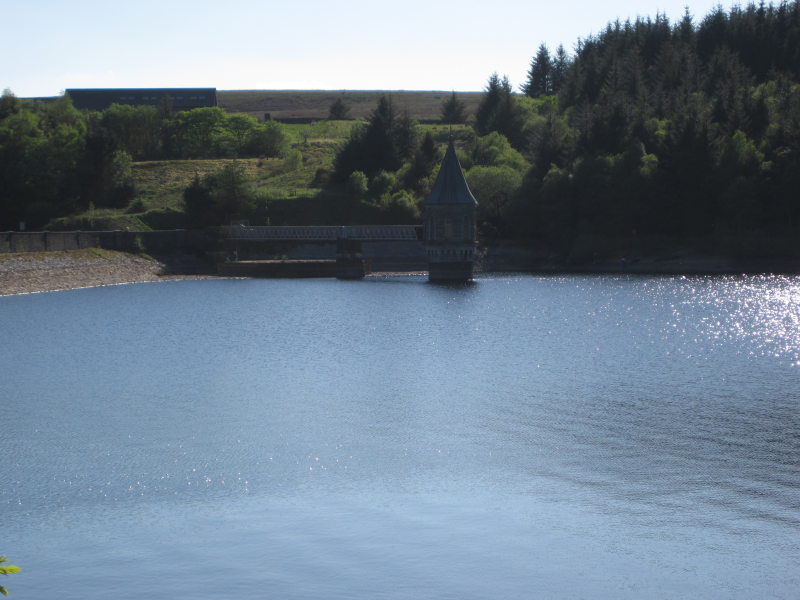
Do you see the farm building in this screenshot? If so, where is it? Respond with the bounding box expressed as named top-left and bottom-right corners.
top-left (65, 88), bottom-right (217, 111)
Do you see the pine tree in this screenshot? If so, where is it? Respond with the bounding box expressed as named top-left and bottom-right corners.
top-left (394, 110), bottom-right (418, 161)
top-left (361, 95), bottom-right (400, 174)
top-left (404, 132), bottom-right (441, 195)
top-left (328, 97), bottom-right (351, 120)
top-left (475, 73), bottom-right (501, 134)
top-left (475, 73), bottom-right (527, 149)
top-left (523, 44), bottom-right (554, 97)
top-left (475, 73), bottom-right (510, 134)
top-left (551, 45), bottom-right (570, 93)
top-left (332, 95), bottom-right (420, 180)
top-left (440, 91), bottom-right (467, 124)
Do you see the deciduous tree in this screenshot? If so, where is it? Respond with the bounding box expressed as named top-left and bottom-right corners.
top-left (225, 113), bottom-right (259, 157)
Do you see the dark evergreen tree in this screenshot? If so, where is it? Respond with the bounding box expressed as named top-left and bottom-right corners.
top-left (551, 45), bottom-right (570, 93)
top-left (475, 73), bottom-right (505, 134)
top-left (328, 97), bottom-right (351, 120)
top-left (361, 95), bottom-right (401, 174)
top-left (475, 74), bottom-right (526, 149)
top-left (440, 91), bottom-right (467, 124)
top-left (523, 44), bottom-right (554, 97)
top-left (404, 132), bottom-right (441, 195)
top-left (183, 163), bottom-right (255, 225)
top-left (394, 110), bottom-right (418, 161)
top-left (183, 173), bottom-right (213, 225)
top-left (332, 95), bottom-right (419, 181)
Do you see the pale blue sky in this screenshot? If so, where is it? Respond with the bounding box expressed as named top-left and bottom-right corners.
top-left (4, 0), bottom-right (727, 96)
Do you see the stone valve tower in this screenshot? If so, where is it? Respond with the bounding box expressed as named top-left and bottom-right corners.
top-left (422, 141), bottom-right (478, 282)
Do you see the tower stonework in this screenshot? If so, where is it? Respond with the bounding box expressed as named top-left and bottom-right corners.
top-left (422, 141), bottom-right (478, 282)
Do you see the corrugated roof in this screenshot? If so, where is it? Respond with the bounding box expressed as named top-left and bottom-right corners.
top-left (424, 141), bottom-right (477, 206)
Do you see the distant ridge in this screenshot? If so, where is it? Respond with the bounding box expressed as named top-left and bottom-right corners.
top-left (217, 89), bottom-right (483, 121)
top-left (22, 89), bottom-right (483, 122)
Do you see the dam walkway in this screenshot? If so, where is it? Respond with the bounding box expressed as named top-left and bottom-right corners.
top-left (219, 225), bottom-right (422, 242)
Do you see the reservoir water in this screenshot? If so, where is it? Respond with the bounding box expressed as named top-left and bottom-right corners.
top-left (2, 274), bottom-right (799, 598)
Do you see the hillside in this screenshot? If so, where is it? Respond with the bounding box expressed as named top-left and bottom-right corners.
top-left (4, 2), bottom-right (798, 265)
top-left (217, 89), bottom-right (483, 121)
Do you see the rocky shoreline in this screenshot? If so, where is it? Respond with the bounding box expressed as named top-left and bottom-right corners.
top-left (0, 249), bottom-right (214, 296)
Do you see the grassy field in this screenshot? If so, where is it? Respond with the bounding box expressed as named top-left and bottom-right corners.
top-left (134, 159), bottom-right (263, 210)
top-left (218, 89), bottom-right (483, 121)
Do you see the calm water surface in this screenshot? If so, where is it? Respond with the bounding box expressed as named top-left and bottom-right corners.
top-left (2, 274), bottom-right (799, 598)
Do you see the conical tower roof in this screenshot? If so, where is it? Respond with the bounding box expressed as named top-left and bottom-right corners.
top-left (424, 141), bottom-right (477, 206)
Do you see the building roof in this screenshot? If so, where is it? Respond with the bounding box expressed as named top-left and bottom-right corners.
top-left (424, 141), bottom-right (477, 206)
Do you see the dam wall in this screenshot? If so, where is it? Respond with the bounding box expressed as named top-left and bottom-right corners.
top-left (0, 230), bottom-right (214, 254)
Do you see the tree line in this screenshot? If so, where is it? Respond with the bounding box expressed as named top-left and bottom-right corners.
top-left (0, 93), bottom-right (290, 229)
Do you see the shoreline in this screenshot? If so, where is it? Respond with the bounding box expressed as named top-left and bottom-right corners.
top-left (0, 249), bottom-right (216, 297)
top-left (2, 249), bottom-right (799, 297)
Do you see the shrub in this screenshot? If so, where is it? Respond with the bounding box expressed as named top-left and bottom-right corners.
top-left (247, 121), bottom-right (289, 157)
top-left (472, 132), bottom-right (529, 171)
top-left (347, 171), bottom-right (368, 195)
top-left (368, 170), bottom-right (396, 198)
top-left (283, 150), bottom-right (303, 172)
top-left (183, 163), bottom-right (256, 226)
top-left (379, 190), bottom-right (420, 223)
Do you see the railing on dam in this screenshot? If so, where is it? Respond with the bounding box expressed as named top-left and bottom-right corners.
top-left (1, 227), bottom-right (424, 255)
top-left (219, 225), bottom-right (422, 241)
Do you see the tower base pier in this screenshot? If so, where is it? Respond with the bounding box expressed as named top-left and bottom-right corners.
top-left (428, 261), bottom-right (474, 282)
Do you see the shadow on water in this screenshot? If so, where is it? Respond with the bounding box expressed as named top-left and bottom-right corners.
top-left (360, 274), bottom-right (478, 290)
top-left (426, 280), bottom-right (478, 290)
